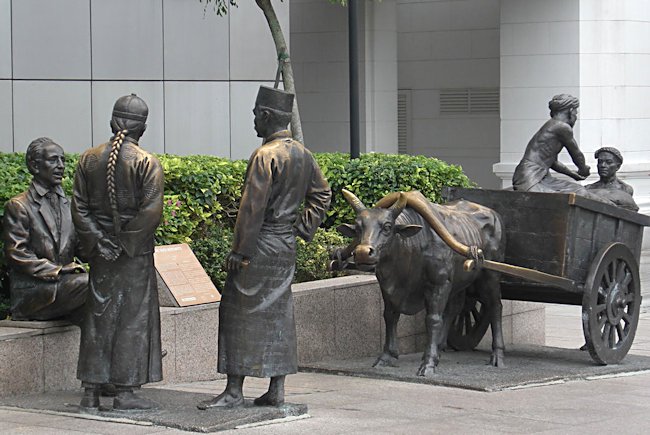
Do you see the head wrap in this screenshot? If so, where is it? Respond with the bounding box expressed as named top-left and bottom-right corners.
top-left (594, 146), bottom-right (623, 164)
top-left (548, 94), bottom-right (579, 113)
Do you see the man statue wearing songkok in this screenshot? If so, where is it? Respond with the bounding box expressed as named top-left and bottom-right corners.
top-left (198, 86), bottom-right (331, 409)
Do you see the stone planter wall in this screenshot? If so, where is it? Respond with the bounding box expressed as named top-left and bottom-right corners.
top-left (0, 275), bottom-right (545, 395)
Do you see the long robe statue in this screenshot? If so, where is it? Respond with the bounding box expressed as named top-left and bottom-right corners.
top-left (198, 86), bottom-right (331, 409)
top-left (72, 94), bottom-right (164, 411)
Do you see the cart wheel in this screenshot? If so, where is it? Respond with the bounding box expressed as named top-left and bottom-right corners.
top-left (582, 242), bottom-right (641, 365)
top-left (447, 289), bottom-right (491, 351)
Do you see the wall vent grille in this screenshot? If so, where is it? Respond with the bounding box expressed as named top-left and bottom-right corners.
top-left (397, 90), bottom-right (411, 154)
top-left (440, 88), bottom-right (499, 114)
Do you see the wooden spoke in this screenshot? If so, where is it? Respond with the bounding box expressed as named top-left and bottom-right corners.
top-left (593, 304), bottom-right (607, 315)
top-left (616, 323), bottom-right (625, 342)
top-left (609, 324), bottom-right (617, 348)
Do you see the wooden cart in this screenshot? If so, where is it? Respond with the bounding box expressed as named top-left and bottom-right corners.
top-left (442, 188), bottom-right (650, 365)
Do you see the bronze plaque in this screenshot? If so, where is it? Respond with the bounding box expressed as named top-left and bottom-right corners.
top-left (154, 243), bottom-right (221, 307)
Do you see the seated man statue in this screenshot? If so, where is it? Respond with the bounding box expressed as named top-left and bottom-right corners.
top-left (512, 94), bottom-right (594, 194)
top-left (2, 137), bottom-right (87, 322)
top-left (585, 147), bottom-right (639, 212)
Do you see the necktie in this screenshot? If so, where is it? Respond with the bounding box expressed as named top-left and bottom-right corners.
top-left (46, 191), bottom-right (62, 235)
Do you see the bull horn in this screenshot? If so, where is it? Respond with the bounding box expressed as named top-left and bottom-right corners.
top-left (342, 189), bottom-right (367, 213)
top-left (389, 192), bottom-right (407, 218)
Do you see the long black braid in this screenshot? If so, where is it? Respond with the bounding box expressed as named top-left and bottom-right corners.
top-left (106, 129), bottom-right (128, 236)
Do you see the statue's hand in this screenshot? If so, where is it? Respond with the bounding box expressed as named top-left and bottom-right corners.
top-left (226, 251), bottom-right (249, 273)
top-left (570, 171), bottom-right (587, 181)
top-left (578, 165), bottom-right (591, 177)
top-left (61, 262), bottom-right (86, 274)
top-left (97, 238), bottom-right (122, 262)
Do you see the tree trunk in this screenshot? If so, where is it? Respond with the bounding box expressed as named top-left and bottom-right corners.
top-left (255, 0), bottom-right (304, 144)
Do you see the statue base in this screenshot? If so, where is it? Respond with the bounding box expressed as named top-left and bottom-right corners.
top-left (0, 388), bottom-right (308, 432)
top-left (301, 345), bottom-right (650, 392)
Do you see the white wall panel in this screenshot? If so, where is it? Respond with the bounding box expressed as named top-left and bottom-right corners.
top-left (163, 0), bottom-right (229, 80)
top-left (91, 81), bottom-right (164, 154)
top-left (0, 0), bottom-right (11, 79)
top-left (229, 0), bottom-right (289, 81)
top-left (229, 81), bottom-right (273, 161)
top-left (13, 81), bottom-right (91, 153)
top-left (501, 0), bottom-right (579, 24)
top-left (0, 80), bottom-right (12, 151)
top-left (164, 81), bottom-right (230, 156)
top-left (12, 0), bottom-right (90, 79)
top-left (91, 0), bottom-right (163, 80)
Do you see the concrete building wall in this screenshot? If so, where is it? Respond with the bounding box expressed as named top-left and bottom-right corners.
top-left (364, 0), bottom-right (399, 154)
top-left (290, 0), bottom-right (350, 152)
top-left (290, 0), bottom-right (398, 154)
top-left (0, 0), bottom-right (288, 158)
top-left (495, 0), bottom-right (580, 185)
top-left (397, 0), bottom-right (501, 189)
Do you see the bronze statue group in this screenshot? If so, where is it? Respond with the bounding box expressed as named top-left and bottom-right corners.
top-left (1, 89), bottom-right (639, 412)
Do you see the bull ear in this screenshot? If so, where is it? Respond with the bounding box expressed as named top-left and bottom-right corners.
top-left (395, 224), bottom-right (422, 238)
top-left (336, 223), bottom-right (357, 238)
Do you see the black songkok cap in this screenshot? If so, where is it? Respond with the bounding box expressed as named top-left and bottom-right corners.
top-left (255, 86), bottom-right (294, 114)
top-left (112, 93), bottom-right (148, 122)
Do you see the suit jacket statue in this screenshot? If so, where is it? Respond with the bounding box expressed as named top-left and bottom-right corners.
top-left (3, 180), bottom-right (78, 319)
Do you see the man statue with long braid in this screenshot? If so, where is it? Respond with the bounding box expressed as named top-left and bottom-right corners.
top-left (72, 94), bottom-right (164, 411)
top-left (197, 86), bottom-right (331, 410)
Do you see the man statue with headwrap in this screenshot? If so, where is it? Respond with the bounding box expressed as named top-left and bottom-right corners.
top-left (72, 94), bottom-right (164, 411)
top-left (197, 86), bottom-right (331, 410)
top-left (586, 147), bottom-right (639, 211)
top-left (512, 94), bottom-right (594, 194)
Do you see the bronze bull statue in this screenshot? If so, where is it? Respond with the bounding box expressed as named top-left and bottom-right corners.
top-left (335, 190), bottom-right (506, 375)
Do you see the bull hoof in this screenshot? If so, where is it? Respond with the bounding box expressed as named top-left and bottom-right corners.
top-left (373, 353), bottom-right (398, 368)
top-left (488, 350), bottom-right (505, 368)
top-left (416, 363), bottom-right (436, 377)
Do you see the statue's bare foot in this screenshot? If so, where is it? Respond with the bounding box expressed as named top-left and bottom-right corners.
top-left (79, 388), bottom-right (99, 409)
top-left (113, 391), bottom-right (158, 410)
top-left (197, 392), bottom-right (244, 410)
top-left (254, 389), bottom-right (285, 407)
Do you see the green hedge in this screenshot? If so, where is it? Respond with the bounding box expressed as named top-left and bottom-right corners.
top-left (0, 151), bottom-right (473, 317)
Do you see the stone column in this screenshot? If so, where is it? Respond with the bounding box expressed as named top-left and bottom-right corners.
top-left (290, 0), bottom-right (397, 154)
